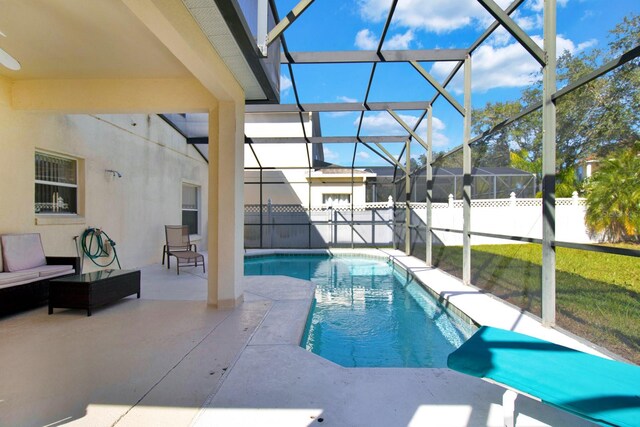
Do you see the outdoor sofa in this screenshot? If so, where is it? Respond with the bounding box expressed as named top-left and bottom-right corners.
top-left (0, 233), bottom-right (80, 317)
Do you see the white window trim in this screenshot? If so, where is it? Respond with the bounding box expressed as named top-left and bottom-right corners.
top-left (322, 193), bottom-right (351, 206)
top-left (35, 151), bottom-right (80, 216)
top-left (35, 180), bottom-right (78, 188)
top-left (181, 182), bottom-right (201, 236)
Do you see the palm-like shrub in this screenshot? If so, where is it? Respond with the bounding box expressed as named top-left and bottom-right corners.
top-left (556, 165), bottom-right (580, 198)
top-left (585, 143), bottom-right (640, 242)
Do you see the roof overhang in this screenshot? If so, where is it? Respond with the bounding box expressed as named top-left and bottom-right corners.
top-left (187, 0), bottom-right (280, 103)
top-left (307, 170), bottom-right (376, 183)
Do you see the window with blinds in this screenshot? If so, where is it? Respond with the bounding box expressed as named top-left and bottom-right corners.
top-left (35, 152), bottom-right (78, 214)
top-left (182, 184), bottom-right (199, 235)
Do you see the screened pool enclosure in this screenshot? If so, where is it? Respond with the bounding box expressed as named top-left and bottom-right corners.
top-left (161, 0), bottom-right (639, 363)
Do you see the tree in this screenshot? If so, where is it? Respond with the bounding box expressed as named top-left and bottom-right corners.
top-left (409, 157), bottom-right (420, 172)
top-left (510, 149), bottom-right (541, 175)
top-left (467, 14), bottom-right (639, 196)
top-left (555, 165), bottom-right (580, 198)
top-left (584, 143), bottom-right (640, 243)
top-left (510, 149), bottom-right (542, 196)
top-left (417, 151), bottom-right (462, 168)
top-left (432, 149), bottom-right (464, 168)
top-left (472, 100), bottom-right (539, 168)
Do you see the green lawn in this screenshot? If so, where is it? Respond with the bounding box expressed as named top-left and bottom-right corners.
top-left (430, 243), bottom-right (640, 364)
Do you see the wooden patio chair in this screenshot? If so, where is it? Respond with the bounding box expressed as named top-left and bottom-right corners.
top-left (164, 225), bottom-right (205, 275)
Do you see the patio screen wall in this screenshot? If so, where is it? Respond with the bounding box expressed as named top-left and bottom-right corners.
top-left (242, 59), bottom-right (640, 364)
top-left (242, 1), bottom-right (639, 364)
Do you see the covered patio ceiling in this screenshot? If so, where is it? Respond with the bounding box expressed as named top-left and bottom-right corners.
top-left (0, 0), bottom-right (280, 103)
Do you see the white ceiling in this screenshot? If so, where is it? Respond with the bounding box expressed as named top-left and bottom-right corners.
top-left (0, 0), bottom-right (267, 101)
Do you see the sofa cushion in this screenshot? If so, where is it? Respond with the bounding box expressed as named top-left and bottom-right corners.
top-left (21, 265), bottom-right (75, 278)
top-left (1, 234), bottom-right (47, 272)
top-left (40, 265), bottom-right (74, 278)
top-left (0, 271), bottom-right (40, 286)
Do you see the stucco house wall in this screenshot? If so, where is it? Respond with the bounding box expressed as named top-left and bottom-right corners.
top-left (243, 112), bottom-right (371, 208)
top-left (0, 84), bottom-right (208, 272)
top-left (244, 112), bottom-right (314, 206)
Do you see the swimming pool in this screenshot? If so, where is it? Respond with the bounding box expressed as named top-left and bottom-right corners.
top-left (245, 254), bottom-right (475, 368)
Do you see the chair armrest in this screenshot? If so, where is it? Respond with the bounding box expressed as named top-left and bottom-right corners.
top-left (46, 256), bottom-right (81, 273)
top-left (190, 243), bottom-right (197, 251)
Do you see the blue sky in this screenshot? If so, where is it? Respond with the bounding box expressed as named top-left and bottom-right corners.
top-left (273, 0), bottom-right (638, 167)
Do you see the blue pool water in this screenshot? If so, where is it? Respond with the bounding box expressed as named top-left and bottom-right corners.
top-left (245, 255), bottom-right (475, 368)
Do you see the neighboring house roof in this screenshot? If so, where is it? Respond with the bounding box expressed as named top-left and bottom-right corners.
top-left (308, 162), bottom-right (375, 182)
top-left (313, 161), bottom-right (375, 175)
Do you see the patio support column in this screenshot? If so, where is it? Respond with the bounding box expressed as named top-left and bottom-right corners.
top-left (542, 0), bottom-right (557, 326)
top-left (426, 106), bottom-right (433, 267)
top-left (260, 168), bottom-right (263, 248)
top-left (405, 139), bottom-right (411, 255)
top-left (208, 101), bottom-right (245, 308)
top-left (462, 54), bottom-right (472, 285)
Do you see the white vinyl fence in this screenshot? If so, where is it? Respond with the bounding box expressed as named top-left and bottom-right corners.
top-left (425, 192), bottom-right (593, 246)
top-left (244, 193), bottom-right (595, 249)
top-left (244, 202), bottom-right (394, 248)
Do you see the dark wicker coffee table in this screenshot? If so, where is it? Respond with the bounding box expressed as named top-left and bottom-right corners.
top-left (49, 269), bottom-right (140, 316)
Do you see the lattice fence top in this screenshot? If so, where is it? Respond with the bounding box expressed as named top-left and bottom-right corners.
top-left (35, 202), bottom-right (70, 212)
top-left (515, 199), bottom-right (542, 207)
top-left (556, 198), bottom-right (587, 206)
top-left (244, 204), bottom-right (394, 213)
top-left (365, 202), bottom-right (392, 209)
top-left (471, 200), bottom-right (510, 208)
top-left (271, 204), bottom-right (307, 213)
top-left (244, 197), bottom-right (586, 213)
top-left (244, 205), bottom-right (265, 213)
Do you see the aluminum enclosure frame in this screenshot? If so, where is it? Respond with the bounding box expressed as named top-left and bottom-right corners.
top-left (186, 0), bottom-right (640, 329)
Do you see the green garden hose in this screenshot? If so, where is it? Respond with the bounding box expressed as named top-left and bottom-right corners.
top-left (81, 227), bottom-right (121, 269)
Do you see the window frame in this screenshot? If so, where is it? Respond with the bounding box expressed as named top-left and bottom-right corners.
top-left (322, 193), bottom-right (351, 206)
top-left (35, 151), bottom-right (79, 215)
top-left (181, 182), bottom-right (201, 236)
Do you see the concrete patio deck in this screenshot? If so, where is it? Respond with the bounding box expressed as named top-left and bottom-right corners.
top-left (0, 251), bottom-right (598, 426)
